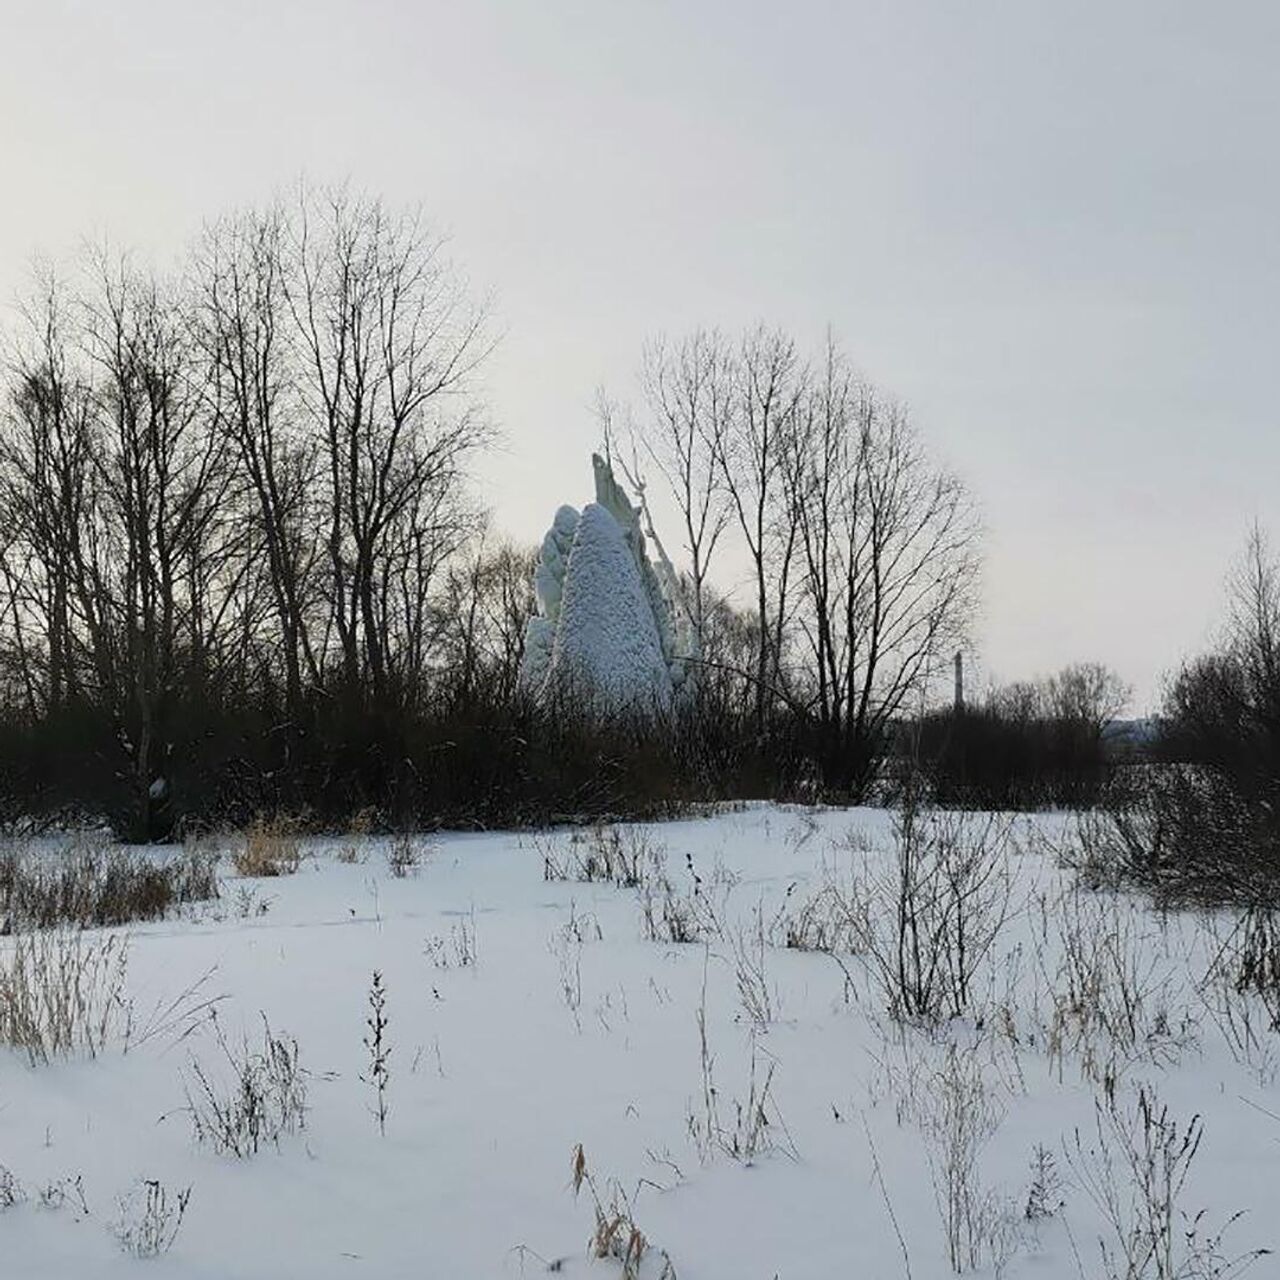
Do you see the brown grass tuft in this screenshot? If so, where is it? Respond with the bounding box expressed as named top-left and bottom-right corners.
top-left (233, 817), bottom-right (302, 878)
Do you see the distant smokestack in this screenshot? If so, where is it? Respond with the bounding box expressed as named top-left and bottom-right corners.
top-left (954, 651), bottom-right (964, 713)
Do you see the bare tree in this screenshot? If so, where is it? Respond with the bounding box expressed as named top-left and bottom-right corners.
top-left (284, 183), bottom-right (492, 707)
top-left (436, 536), bottom-right (537, 709)
top-left (0, 267), bottom-right (98, 716)
top-left (1045, 662), bottom-right (1131, 741)
top-left (79, 248), bottom-right (240, 832)
top-left (193, 204), bottom-right (320, 719)
top-left (0, 186), bottom-right (505, 835)
top-left (781, 338), bottom-right (979, 795)
top-left (714, 325), bottom-right (804, 731)
top-left (637, 329), bottom-right (733, 648)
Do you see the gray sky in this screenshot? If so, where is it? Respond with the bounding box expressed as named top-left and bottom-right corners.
top-left (3, 1), bottom-right (1278, 710)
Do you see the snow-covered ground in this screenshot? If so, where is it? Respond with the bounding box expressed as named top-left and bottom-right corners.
top-left (1, 804), bottom-right (1277, 1278)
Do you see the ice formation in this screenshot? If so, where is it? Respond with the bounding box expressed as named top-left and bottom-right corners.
top-left (521, 455), bottom-right (697, 714)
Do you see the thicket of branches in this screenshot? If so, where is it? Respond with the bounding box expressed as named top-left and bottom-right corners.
top-left (620, 327), bottom-right (980, 798)
top-left (911, 662), bottom-right (1133, 810)
top-left (0, 185), bottom-right (522, 838)
top-left (1103, 528), bottom-right (1280, 904)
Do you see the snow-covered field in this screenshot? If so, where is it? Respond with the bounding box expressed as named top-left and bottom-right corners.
top-left (1, 804), bottom-right (1277, 1279)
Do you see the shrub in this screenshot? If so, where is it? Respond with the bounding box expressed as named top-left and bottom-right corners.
top-left (386, 833), bottom-right (421, 878)
top-left (184, 1014), bottom-right (307, 1157)
top-left (1067, 1087), bottom-right (1270, 1279)
top-left (112, 1178), bottom-right (192, 1258)
top-left (857, 792), bottom-right (1013, 1023)
top-left (1107, 531), bottom-right (1280, 907)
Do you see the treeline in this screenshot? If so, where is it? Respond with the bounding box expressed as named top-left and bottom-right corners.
top-left (0, 188), bottom-right (787, 838)
top-left (0, 185), bottom-right (539, 838)
top-left (1, 185), bottom-right (1268, 868)
top-left (0, 192), bottom-right (994, 838)
top-left (910, 661), bottom-right (1134, 810)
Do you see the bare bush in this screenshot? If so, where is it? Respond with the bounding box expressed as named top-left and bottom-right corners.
top-left (1048, 808), bottom-right (1134, 893)
top-left (386, 834), bottom-right (422, 878)
top-left (1196, 907), bottom-right (1280, 1082)
top-left (1067, 1087), bottom-right (1269, 1279)
top-left (858, 797), bottom-right (1014, 1022)
top-left (111, 1178), bottom-right (192, 1258)
top-left (184, 1014), bottom-right (307, 1156)
top-left (0, 929), bottom-right (129, 1064)
top-left (1231, 906), bottom-right (1280, 1004)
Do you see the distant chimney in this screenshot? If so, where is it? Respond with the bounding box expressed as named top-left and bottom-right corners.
top-left (954, 651), bottom-right (964, 713)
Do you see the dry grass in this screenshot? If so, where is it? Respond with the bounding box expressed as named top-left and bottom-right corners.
top-left (776, 878), bottom-right (868, 955)
top-left (0, 837), bottom-right (218, 930)
top-left (571, 1143), bottom-right (677, 1280)
top-left (233, 817), bottom-right (302, 878)
top-left (540, 824), bottom-right (664, 889)
top-left (688, 958), bottom-right (796, 1166)
top-left (1032, 885), bottom-right (1196, 1089)
top-left (424, 911), bottom-right (478, 970)
top-left (921, 1044), bottom-right (1016, 1274)
top-left (0, 929), bottom-right (130, 1065)
top-left (337, 808), bottom-right (378, 864)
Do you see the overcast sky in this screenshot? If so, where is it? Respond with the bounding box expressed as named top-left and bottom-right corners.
top-left (3, 1), bottom-right (1277, 710)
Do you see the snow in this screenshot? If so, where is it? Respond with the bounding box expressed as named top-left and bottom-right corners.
top-left (0, 805), bottom-right (1277, 1278)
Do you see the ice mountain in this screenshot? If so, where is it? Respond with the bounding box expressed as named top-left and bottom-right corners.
top-left (521, 456), bottom-right (696, 715)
